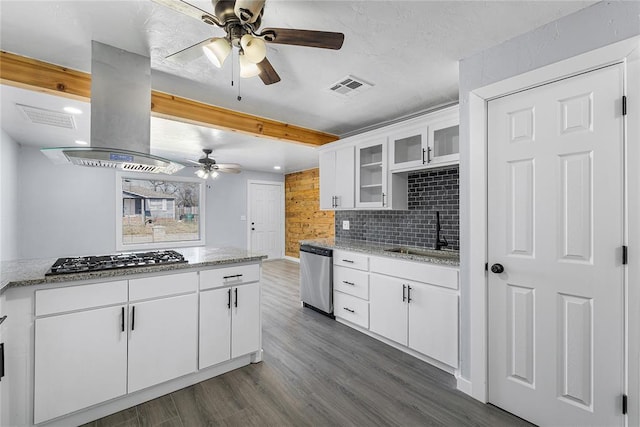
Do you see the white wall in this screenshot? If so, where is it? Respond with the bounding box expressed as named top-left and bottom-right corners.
top-left (458, 0), bottom-right (640, 384)
top-left (15, 145), bottom-right (283, 258)
top-left (0, 130), bottom-right (20, 261)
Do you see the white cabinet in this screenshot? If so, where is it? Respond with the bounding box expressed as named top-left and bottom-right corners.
top-left (319, 146), bottom-right (355, 209)
top-left (199, 264), bottom-right (260, 368)
top-left (34, 304), bottom-right (127, 424)
top-left (369, 274), bottom-right (408, 344)
top-left (333, 250), bottom-right (370, 328)
top-left (388, 105), bottom-right (459, 172)
top-left (127, 293), bottom-right (198, 392)
top-left (355, 138), bottom-right (387, 208)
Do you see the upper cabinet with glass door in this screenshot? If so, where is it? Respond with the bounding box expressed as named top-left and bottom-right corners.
top-left (388, 105), bottom-right (459, 172)
top-left (356, 138), bottom-right (387, 208)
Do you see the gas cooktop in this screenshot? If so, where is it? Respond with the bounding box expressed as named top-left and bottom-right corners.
top-left (46, 250), bottom-right (187, 276)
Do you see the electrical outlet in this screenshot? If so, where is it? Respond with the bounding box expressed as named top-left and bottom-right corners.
top-left (342, 220), bottom-right (350, 230)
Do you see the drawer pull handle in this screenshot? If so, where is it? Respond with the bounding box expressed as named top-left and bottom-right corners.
top-left (343, 281), bottom-right (355, 286)
top-left (223, 274), bottom-right (244, 280)
top-left (342, 259), bottom-right (354, 263)
top-left (343, 307), bottom-right (355, 313)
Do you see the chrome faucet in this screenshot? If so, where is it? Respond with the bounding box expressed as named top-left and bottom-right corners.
top-left (435, 211), bottom-right (448, 250)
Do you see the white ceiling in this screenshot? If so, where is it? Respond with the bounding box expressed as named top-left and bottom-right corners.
top-left (0, 0), bottom-right (596, 174)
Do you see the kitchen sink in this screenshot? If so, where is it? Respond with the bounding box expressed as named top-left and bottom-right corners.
top-left (384, 247), bottom-right (459, 260)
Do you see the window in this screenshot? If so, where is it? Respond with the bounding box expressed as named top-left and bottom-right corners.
top-left (116, 173), bottom-right (205, 250)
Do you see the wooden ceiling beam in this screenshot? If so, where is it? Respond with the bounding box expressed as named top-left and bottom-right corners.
top-left (0, 51), bottom-right (338, 146)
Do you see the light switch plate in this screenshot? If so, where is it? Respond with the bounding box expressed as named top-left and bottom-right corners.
top-left (342, 220), bottom-right (350, 230)
top-left (240, 215), bottom-right (246, 221)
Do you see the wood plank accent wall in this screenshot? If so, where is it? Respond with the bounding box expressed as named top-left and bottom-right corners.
top-left (285, 168), bottom-right (334, 258)
top-left (0, 51), bottom-right (338, 146)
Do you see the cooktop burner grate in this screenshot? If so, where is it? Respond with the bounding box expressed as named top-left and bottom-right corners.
top-left (46, 250), bottom-right (187, 276)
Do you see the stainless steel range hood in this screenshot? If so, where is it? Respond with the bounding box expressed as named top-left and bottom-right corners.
top-left (41, 42), bottom-right (183, 175)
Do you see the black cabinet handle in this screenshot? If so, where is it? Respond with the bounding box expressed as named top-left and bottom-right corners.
top-left (343, 307), bottom-right (355, 313)
top-left (234, 288), bottom-right (238, 308)
top-left (121, 307), bottom-right (125, 332)
top-left (223, 274), bottom-right (243, 280)
top-left (402, 284), bottom-right (406, 302)
top-left (422, 148), bottom-right (426, 164)
top-left (0, 343), bottom-right (4, 381)
top-left (382, 192), bottom-right (386, 207)
top-left (342, 259), bottom-right (354, 263)
top-left (0, 315), bottom-right (6, 326)
top-left (427, 146), bottom-right (432, 163)
top-left (343, 280), bottom-right (355, 286)
top-left (407, 286), bottom-right (412, 303)
top-left (227, 288), bottom-right (232, 309)
top-left (131, 306), bottom-right (135, 331)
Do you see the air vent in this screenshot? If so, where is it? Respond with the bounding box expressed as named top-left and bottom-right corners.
top-left (328, 75), bottom-right (373, 97)
top-left (16, 104), bottom-right (76, 129)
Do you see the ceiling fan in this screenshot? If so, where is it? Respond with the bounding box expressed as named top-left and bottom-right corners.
top-left (187, 148), bottom-right (242, 179)
top-left (152, 0), bottom-right (345, 85)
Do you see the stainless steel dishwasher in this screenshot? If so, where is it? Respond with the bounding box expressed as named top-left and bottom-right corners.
top-left (299, 244), bottom-right (334, 318)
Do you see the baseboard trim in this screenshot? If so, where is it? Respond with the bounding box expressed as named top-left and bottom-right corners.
top-left (456, 374), bottom-right (473, 396)
top-left (284, 256), bottom-right (300, 263)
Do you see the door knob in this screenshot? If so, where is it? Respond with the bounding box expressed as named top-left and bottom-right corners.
top-left (490, 263), bottom-right (504, 274)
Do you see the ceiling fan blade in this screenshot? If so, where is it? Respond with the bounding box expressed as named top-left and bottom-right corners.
top-left (151, 0), bottom-right (220, 26)
top-left (166, 38), bottom-right (213, 64)
top-left (261, 28), bottom-right (344, 50)
top-left (217, 168), bottom-right (242, 174)
top-left (216, 163), bottom-right (242, 169)
top-left (257, 58), bottom-right (281, 85)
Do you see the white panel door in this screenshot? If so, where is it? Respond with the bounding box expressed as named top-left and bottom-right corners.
top-left (231, 283), bottom-right (261, 358)
top-left (128, 294), bottom-right (198, 393)
top-left (488, 64), bottom-right (625, 426)
top-left (369, 274), bottom-right (408, 345)
top-left (34, 306), bottom-right (127, 423)
top-left (199, 287), bottom-right (232, 369)
top-left (249, 182), bottom-right (283, 259)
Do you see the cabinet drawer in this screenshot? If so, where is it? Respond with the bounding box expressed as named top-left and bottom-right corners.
top-left (333, 250), bottom-right (368, 271)
top-left (334, 266), bottom-right (369, 300)
top-left (334, 291), bottom-right (369, 329)
top-left (129, 272), bottom-right (197, 301)
top-left (200, 263), bottom-right (260, 290)
top-left (370, 255), bottom-right (458, 290)
top-left (36, 280), bottom-right (128, 316)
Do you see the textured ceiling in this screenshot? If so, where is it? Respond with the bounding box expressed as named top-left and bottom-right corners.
top-left (0, 0), bottom-right (596, 173)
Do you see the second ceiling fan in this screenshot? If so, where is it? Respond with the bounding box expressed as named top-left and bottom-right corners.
top-left (153, 0), bottom-right (345, 85)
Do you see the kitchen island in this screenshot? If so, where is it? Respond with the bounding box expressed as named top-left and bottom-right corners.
top-left (0, 247), bottom-right (266, 427)
top-left (301, 238), bottom-right (460, 374)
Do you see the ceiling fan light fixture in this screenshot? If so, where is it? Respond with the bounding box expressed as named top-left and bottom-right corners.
top-left (195, 169), bottom-right (207, 178)
top-left (240, 34), bottom-right (267, 63)
top-left (239, 53), bottom-right (261, 78)
top-left (202, 38), bottom-right (231, 68)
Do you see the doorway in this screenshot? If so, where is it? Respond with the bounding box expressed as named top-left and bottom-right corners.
top-left (247, 180), bottom-right (284, 259)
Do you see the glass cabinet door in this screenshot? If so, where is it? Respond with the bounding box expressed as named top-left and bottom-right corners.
top-left (388, 124), bottom-right (428, 171)
top-left (356, 139), bottom-right (387, 208)
top-left (428, 116), bottom-right (459, 165)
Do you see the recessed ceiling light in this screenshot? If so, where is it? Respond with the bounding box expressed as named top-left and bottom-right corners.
top-left (273, 166), bottom-right (281, 170)
top-left (75, 140), bottom-right (89, 145)
top-left (64, 106), bottom-right (83, 115)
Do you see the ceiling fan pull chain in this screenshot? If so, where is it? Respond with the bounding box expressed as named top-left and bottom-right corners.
top-left (237, 68), bottom-right (242, 101)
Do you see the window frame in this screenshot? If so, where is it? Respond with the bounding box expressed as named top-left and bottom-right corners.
top-left (115, 172), bottom-right (206, 251)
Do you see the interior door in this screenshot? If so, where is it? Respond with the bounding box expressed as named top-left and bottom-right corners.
top-left (249, 182), bottom-right (283, 259)
top-left (487, 64), bottom-right (625, 426)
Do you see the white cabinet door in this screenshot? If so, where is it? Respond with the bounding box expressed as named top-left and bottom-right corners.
top-left (320, 146), bottom-right (355, 210)
top-left (356, 138), bottom-right (388, 208)
top-left (128, 293), bottom-right (198, 393)
top-left (34, 305), bottom-right (127, 424)
top-left (369, 274), bottom-right (407, 345)
top-left (319, 150), bottom-right (336, 210)
top-left (407, 282), bottom-right (458, 367)
top-left (199, 287), bottom-right (232, 369)
top-left (388, 123), bottom-right (428, 171)
top-left (231, 282), bottom-right (261, 358)
top-left (427, 115), bottom-right (459, 166)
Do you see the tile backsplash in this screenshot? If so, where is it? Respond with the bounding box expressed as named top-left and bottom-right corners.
top-left (335, 166), bottom-right (459, 250)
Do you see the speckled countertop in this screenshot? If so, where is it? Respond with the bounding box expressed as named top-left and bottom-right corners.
top-left (300, 238), bottom-right (459, 267)
top-left (0, 247), bottom-right (267, 294)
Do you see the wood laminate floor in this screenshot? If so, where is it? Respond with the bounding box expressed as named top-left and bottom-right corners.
top-left (84, 259), bottom-right (532, 427)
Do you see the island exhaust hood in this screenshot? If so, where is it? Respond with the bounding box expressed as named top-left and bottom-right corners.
top-left (41, 42), bottom-right (184, 174)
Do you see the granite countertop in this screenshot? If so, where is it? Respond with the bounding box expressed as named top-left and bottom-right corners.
top-left (0, 247), bottom-right (267, 294)
top-left (300, 238), bottom-right (460, 267)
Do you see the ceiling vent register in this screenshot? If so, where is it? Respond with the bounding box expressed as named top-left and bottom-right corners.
top-left (328, 75), bottom-right (373, 97)
top-left (17, 104), bottom-right (76, 129)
